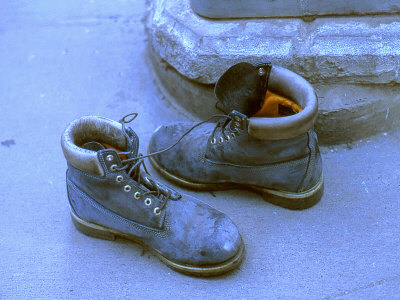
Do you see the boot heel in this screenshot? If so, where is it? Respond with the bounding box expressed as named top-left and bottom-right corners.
top-left (258, 175), bottom-right (324, 210)
top-left (70, 209), bottom-right (116, 241)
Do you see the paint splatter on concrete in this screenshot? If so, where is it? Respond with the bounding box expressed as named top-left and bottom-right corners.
top-left (1, 139), bottom-right (16, 147)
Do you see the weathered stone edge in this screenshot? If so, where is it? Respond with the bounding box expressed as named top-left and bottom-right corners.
top-left (146, 0), bottom-right (400, 85)
top-left (147, 43), bottom-right (400, 145)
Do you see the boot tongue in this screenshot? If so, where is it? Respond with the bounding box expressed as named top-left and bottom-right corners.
top-left (122, 128), bottom-right (181, 200)
top-left (124, 127), bottom-right (139, 160)
top-left (83, 127), bottom-right (180, 200)
top-left (215, 62), bottom-right (271, 117)
top-left (82, 141), bottom-right (106, 151)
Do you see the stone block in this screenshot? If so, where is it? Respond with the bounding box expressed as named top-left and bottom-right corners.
top-left (145, 0), bottom-right (400, 144)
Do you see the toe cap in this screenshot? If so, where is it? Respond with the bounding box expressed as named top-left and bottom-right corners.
top-left (164, 195), bottom-right (243, 266)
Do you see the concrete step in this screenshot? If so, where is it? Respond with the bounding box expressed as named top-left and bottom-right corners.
top-left (145, 0), bottom-right (400, 144)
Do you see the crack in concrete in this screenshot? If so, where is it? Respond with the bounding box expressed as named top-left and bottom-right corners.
top-left (324, 273), bottom-right (400, 299)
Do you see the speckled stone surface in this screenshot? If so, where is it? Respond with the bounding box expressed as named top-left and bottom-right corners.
top-left (146, 0), bottom-right (400, 85)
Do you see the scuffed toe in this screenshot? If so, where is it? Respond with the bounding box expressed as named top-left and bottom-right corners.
top-left (207, 214), bottom-right (242, 264)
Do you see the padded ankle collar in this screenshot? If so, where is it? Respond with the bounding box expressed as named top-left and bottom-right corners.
top-left (249, 65), bottom-right (318, 140)
top-left (61, 116), bottom-right (126, 176)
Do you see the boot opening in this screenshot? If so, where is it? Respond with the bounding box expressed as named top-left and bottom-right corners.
top-left (253, 90), bottom-right (302, 118)
top-left (100, 143), bottom-right (127, 160)
top-left (81, 141), bottom-right (127, 160)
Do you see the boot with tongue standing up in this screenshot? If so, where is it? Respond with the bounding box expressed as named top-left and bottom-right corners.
top-left (149, 62), bottom-right (323, 210)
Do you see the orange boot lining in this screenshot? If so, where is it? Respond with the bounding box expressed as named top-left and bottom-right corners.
top-left (101, 143), bottom-right (127, 160)
top-left (253, 90), bottom-right (302, 117)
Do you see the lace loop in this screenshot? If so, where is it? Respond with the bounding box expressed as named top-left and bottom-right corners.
top-left (119, 112), bottom-right (138, 124)
top-left (113, 113), bottom-right (192, 216)
top-left (209, 115), bottom-right (236, 143)
top-left (115, 112), bottom-right (241, 213)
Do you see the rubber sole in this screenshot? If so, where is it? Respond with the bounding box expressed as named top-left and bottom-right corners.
top-left (149, 156), bottom-right (324, 210)
top-left (70, 209), bottom-right (245, 277)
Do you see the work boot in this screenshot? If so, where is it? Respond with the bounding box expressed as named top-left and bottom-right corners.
top-left (60, 113), bottom-right (244, 276)
top-left (148, 63), bottom-right (323, 210)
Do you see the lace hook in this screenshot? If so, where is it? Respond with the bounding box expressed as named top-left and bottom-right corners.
top-left (119, 112), bottom-right (138, 124)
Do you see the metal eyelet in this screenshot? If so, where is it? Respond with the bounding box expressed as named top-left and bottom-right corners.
top-left (231, 133), bottom-right (235, 139)
top-left (232, 127), bottom-right (240, 134)
top-left (134, 192), bottom-right (141, 199)
top-left (124, 185), bottom-right (131, 192)
top-left (258, 67), bottom-right (266, 76)
top-left (110, 164), bottom-right (118, 172)
top-left (116, 175), bottom-right (123, 182)
top-left (218, 137), bottom-right (224, 144)
top-left (154, 207), bottom-right (161, 215)
top-left (145, 198), bottom-right (152, 206)
top-left (106, 154), bottom-right (114, 161)
top-left (225, 135), bottom-right (230, 142)
top-left (211, 138), bottom-right (216, 145)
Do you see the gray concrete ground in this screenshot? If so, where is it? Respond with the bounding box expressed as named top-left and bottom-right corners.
top-left (1, 1), bottom-right (400, 299)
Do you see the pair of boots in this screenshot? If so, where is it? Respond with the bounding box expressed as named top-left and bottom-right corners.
top-left (61, 63), bottom-right (323, 276)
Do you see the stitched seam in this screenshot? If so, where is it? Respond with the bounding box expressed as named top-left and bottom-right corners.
top-left (68, 163), bottom-right (147, 194)
top-left (67, 177), bottom-right (170, 238)
top-left (67, 167), bottom-right (165, 227)
top-left (204, 155), bottom-right (309, 169)
top-left (98, 151), bottom-right (112, 176)
top-left (297, 131), bottom-right (312, 192)
top-left (127, 128), bottom-right (139, 154)
top-left (97, 151), bottom-right (148, 194)
top-left (68, 161), bottom-right (165, 224)
top-left (68, 163), bottom-right (106, 181)
top-left (299, 131), bottom-right (316, 191)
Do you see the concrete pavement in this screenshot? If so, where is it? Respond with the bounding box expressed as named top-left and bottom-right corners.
top-left (1, 1), bottom-right (399, 299)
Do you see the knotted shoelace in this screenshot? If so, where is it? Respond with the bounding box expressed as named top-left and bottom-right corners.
top-left (112, 112), bottom-right (236, 205)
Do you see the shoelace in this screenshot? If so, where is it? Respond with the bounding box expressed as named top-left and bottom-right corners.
top-left (110, 113), bottom-right (177, 206)
top-left (209, 114), bottom-right (242, 144)
top-left (113, 112), bottom-right (237, 206)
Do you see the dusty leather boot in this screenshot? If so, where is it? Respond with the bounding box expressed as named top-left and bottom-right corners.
top-left (61, 113), bottom-right (244, 276)
top-left (148, 63), bottom-right (323, 210)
